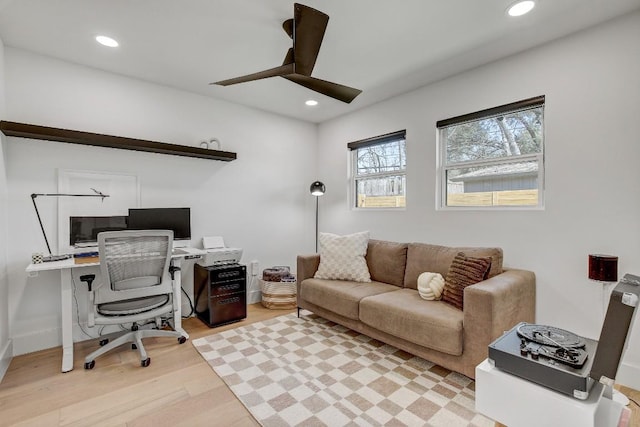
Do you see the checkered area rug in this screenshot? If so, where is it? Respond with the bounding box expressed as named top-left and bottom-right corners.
top-left (192, 312), bottom-right (492, 427)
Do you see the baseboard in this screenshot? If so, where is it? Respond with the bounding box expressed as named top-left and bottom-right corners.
top-left (11, 327), bottom-right (61, 356)
top-left (248, 290), bottom-right (262, 305)
top-left (616, 361), bottom-right (640, 391)
top-left (0, 339), bottom-right (13, 382)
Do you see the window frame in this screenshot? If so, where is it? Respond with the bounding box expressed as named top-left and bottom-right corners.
top-left (436, 96), bottom-right (545, 210)
top-left (348, 130), bottom-right (407, 210)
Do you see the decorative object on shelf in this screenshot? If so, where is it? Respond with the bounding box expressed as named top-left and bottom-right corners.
top-left (31, 252), bottom-right (44, 264)
top-left (310, 181), bottom-right (325, 253)
top-left (31, 189), bottom-right (109, 262)
top-left (0, 120), bottom-right (236, 161)
top-left (200, 138), bottom-right (221, 150)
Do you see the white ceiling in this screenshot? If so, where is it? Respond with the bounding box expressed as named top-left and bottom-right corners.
top-left (0, 0), bottom-right (639, 123)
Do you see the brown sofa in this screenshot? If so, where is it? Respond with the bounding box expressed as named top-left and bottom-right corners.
top-left (297, 239), bottom-right (535, 378)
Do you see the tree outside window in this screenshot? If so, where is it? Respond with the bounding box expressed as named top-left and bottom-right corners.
top-left (349, 131), bottom-right (406, 208)
top-left (438, 97), bottom-right (544, 208)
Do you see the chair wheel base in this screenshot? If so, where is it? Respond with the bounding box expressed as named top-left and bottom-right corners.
top-left (141, 358), bottom-right (151, 367)
top-left (84, 360), bottom-right (95, 370)
top-left (178, 336), bottom-right (187, 344)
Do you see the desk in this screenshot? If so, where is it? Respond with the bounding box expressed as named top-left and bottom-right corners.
top-left (25, 248), bottom-right (206, 373)
top-left (475, 359), bottom-right (628, 427)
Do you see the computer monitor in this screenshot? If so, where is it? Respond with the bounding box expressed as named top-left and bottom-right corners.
top-left (69, 216), bottom-right (128, 247)
top-left (127, 207), bottom-right (191, 243)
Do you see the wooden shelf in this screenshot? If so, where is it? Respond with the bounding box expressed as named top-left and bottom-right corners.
top-left (0, 120), bottom-right (237, 162)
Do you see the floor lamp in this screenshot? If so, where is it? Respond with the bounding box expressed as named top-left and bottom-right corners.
top-left (309, 181), bottom-right (325, 253)
top-left (31, 188), bottom-right (109, 262)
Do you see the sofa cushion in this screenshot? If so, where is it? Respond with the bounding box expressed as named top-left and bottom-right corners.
top-left (442, 252), bottom-right (492, 310)
top-left (314, 231), bottom-right (371, 282)
top-left (300, 278), bottom-right (398, 320)
top-left (359, 289), bottom-right (464, 356)
top-left (365, 240), bottom-right (408, 287)
top-left (404, 243), bottom-right (503, 289)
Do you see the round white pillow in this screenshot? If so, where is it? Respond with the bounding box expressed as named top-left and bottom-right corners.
top-left (417, 272), bottom-right (445, 301)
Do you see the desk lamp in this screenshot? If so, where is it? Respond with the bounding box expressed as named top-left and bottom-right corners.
top-left (309, 181), bottom-right (325, 253)
top-left (31, 188), bottom-right (109, 262)
top-left (588, 254), bottom-right (618, 319)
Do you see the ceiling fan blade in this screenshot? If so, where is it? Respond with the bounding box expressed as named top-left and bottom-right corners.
top-left (212, 63), bottom-right (294, 86)
top-left (293, 3), bottom-right (329, 76)
top-left (282, 48), bottom-right (294, 66)
top-left (284, 73), bottom-right (362, 104)
top-left (282, 18), bottom-right (293, 39)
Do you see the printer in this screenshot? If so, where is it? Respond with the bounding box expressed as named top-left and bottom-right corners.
top-left (198, 236), bottom-right (242, 266)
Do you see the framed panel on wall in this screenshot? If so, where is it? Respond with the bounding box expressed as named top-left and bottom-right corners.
top-left (57, 169), bottom-right (140, 253)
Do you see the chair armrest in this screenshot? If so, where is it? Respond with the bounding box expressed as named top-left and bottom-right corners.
top-left (297, 254), bottom-right (320, 301)
top-left (463, 269), bottom-right (536, 357)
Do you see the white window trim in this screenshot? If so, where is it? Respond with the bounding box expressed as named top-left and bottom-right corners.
top-left (436, 97), bottom-right (545, 211)
top-left (348, 130), bottom-right (407, 210)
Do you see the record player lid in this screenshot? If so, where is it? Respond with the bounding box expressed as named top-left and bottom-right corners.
top-left (589, 273), bottom-right (640, 384)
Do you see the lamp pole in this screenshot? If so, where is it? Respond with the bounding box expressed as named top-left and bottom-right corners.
top-left (309, 181), bottom-right (325, 253)
top-left (315, 196), bottom-right (319, 252)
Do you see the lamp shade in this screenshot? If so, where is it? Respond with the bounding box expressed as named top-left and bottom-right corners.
top-left (588, 254), bottom-right (618, 282)
top-left (310, 181), bottom-right (326, 196)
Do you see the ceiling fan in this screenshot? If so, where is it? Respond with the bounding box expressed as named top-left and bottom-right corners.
top-left (212, 3), bottom-right (362, 104)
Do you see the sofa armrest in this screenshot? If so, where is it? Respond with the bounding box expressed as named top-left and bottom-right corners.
top-left (297, 254), bottom-right (320, 304)
top-left (463, 269), bottom-right (536, 361)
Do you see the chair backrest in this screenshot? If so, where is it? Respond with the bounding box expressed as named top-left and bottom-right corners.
top-left (95, 230), bottom-right (174, 305)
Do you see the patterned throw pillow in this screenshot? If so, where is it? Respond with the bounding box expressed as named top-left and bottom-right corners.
top-left (314, 231), bottom-right (371, 282)
top-left (442, 252), bottom-right (492, 310)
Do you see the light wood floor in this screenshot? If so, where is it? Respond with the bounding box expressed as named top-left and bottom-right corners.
top-left (1, 304), bottom-right (639, 426)
top-left (0, 304), bottom-right (295, 427)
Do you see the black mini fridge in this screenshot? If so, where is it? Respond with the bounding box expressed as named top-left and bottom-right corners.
top-left (194, 263), bottom-right (247, 327)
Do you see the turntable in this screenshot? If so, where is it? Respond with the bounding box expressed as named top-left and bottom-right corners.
top-left (489, 273), bottom-right (640, 400)
top-left (489, 322), bottom-right (598, 399)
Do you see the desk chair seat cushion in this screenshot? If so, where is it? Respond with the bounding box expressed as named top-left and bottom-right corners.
top-left (98, 294), bottom-right (170, 316)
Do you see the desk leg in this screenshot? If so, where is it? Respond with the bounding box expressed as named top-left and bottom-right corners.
top-left (171, 259), bottom-right (189, 340)
top-left (60, 269), bottom-right (74, 372)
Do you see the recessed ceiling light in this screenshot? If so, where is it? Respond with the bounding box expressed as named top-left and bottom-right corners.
top-left (507, 0), bottom-right (535, 17)
top-left (305, 99), bottom-right (318, 106)
top-left (95, 35), bottom-right (119, 48)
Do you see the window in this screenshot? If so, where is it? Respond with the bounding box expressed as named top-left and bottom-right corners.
top-left (437, 96), bottom-right (544, 209)
top-left (349, 130), bottom-right (406, 208)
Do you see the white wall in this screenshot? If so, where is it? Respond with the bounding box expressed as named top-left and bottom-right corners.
top-left (0, 36), bottom-right (13, 381)
top-left (317, 12), bottom-right (640, 388)
top-left (4, 48), bottom-right (318, 355)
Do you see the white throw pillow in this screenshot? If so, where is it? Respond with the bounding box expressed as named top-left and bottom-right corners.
top-left (314, 231), bottom-right (371, 282)
top-left (417, 272), bottom-right (445, 300)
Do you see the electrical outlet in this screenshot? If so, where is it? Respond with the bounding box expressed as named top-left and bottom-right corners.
top-left (251, 260), bottom-right (259, 276)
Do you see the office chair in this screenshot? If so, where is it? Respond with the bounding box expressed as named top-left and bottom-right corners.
top-left (80, 230), bottom-right (187, 369)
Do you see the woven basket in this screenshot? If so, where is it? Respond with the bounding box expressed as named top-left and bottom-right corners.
top-left (260, 279), bottom-right (297, 310)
